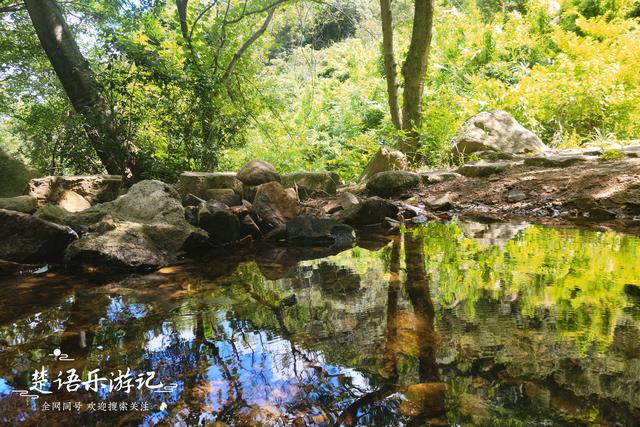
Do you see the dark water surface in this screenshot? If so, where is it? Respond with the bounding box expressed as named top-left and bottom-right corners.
top-left (1, 220), bottom-right (640, 426)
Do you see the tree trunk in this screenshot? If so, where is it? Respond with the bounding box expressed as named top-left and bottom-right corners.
top-left (23, 0), bottom-right (135, 176)
top-left (379, 0), bottom-right (402, 130)
top-left (400, 0), bottom-right (435, 160)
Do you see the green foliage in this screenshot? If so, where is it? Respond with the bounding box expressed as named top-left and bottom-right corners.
top-left (0, 146), bottom-right (39, 197)
top-left (1, 0), bottom-right (639, 180)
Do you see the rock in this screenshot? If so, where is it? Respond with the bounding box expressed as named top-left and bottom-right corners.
top-left (338, 192), bottom-right (359, 210)
top-left (425, 193), bottom-right (455, 211)
top-left (453, 110), bottom-right (547, 156)
top-left (623, 145), bottom-right (640, 158)
top-left (56, 190), bottom-right (91, 212)
top-left (240, 215), bottom-right (262, 240)
top-left (27, 175), bottom-right (122, 208)
top-left (65, 223), bottom-right (172, 269)
top-left (206, 188), bottom-right (241, 206)
top-left (243, 185), bottom-right (258, 203)
top-left (64, 180), bottom-right (209, 269)
top-left (0, 148), bottom-right (39, 197)
top-left (33, 204), bottom-right (72, 223)
top-left (183, 193), bottom-right (206, 207)
top-left (506, 189), bottom-right (527, 203)
top-left (359, 146), bottom-right (408, 182)
top-left (198, 203), bottom-right (241, 244)
top-left (237, 160), bottom-right (280, 186)
top-left (399, 383), bottom-right (447, 418)
top-left (333, 197), bottom-right (398, 226)
top-left (281, 172), bottom-right (339, 199)
top-left (420, 170), bottom-right (461, 185)
top-left (0, 209), bottom-right (77, 263)
top-left (177, 171), bottom-right (243, 201)
top-left (588, 207), bottom-right (617, 220)
top-left (473, 150), bottom-right (522, 161)
top-left (366, 171), bottom-right (421, 198)
top-left (285, 187), bottom-right (299, 201)
top-left (0, 195), bottom-right (38, 213)
top-left (457, 161), bottom-right (513, 177)
top-left (184, 205), bottom-right (200, 226)
top-left (523, 155), bottom-right (593, 168)
top-left (285, 216), bottom-right (356, 246)
top-left (252, 181), bottom-right (302, 228)
top-left (324, 191), bottom-right (360, 214)
top-left (33, 205), bottom-right (108, 235)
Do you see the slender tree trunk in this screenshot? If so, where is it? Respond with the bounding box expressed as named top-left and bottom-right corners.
top-left (400, 0), bottom-right (435, 159)
top-left (23, 0), bottom-right (135, 176)
top-left (379, 0), bottom-right (402, 130)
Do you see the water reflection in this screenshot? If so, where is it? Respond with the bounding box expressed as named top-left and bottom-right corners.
top-left (0, 220), bottom-right (639, 425)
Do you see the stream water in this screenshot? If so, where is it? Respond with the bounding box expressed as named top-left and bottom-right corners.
top-left (0, 219), bottom-right (639, 426)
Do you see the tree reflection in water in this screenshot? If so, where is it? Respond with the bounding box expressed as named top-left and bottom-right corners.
top-left (1, 221), bottom-right (640, 425)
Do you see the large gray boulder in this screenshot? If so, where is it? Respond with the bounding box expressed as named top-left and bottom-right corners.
top-left (359, 146), bottom-right (407, 182)
top-left (177, 171), bottom-right (243, 202)
top-left (27, 175), bottom-right (122, 209)
top-left (0, 195), bottom-right (38, 214)
top-left (333, 196), bottom-right (398, 226)
top-left (252, 181), bottom-right (302, 228)
top-left (453, 110), bottom-right (547, 156)
top-left (282, 172), bottom-right (339, 199)
top-left (366, 171), bottom-right (421, 198)
top-left (65, 180), bottom-right (208, 269)
top-left (0, 209), bottom-right (77, 263)
top-left (237, 160), bottom-right (280, 186)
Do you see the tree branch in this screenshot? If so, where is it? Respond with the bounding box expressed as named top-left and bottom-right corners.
top-left (221, 6), bottom-right (276, 84)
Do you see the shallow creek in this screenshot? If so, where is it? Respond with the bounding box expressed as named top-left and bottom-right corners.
top-left (1, 219), bottom-right (639, 426)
